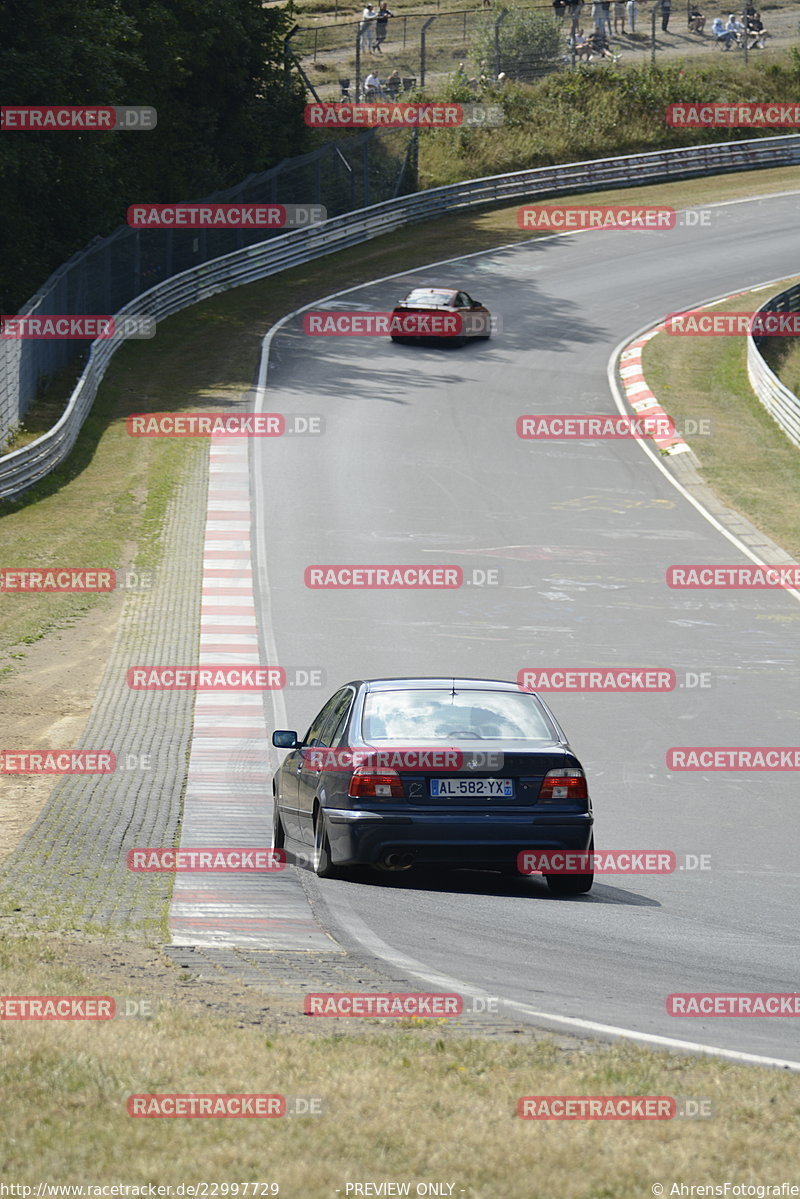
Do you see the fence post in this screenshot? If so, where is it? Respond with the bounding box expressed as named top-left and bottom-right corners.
top-left (494, 10), bottom-right (509, 78)
top-left (651, 4), bottom-right (657, 62)
top-left (363, 133), bottom-right (371, 207)
top-left (355, 25), bottom-right (362, 102)
top-left (420, 15), bottom-right (437, 87)
top-left (284, 25), bottom-right (298, 82)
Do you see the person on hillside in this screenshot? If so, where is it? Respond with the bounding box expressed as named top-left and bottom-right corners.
top-left (626, 0), bottom-right (637, 31)
top-left (571, 26), bottom-right (592, 56)
top-left (567, 0), bottom-right (583, 35)
top-left (599, 0), bottom-right (613, 35)
top-left (364, 70), bottom-right (382, 95)
top-left (711, 13), bottom-right (736, 44)
top-left (374, 2), bottom-right (393, 53)
top-left (588, 28), bottom-right (615, 55)
top-left (360, 4), bottom-right (377, 52)
top-left (746, 10), bottom-right (768, 46)
top-left (725, 12), bottom-right (744, 42)
top-left (688, 4), bottom-right (705, 30)
top-left (660, 0), bottom-right (672, 31)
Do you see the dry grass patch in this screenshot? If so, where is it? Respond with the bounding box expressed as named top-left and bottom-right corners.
top-left (2, 932), bottom-right (798, 1191)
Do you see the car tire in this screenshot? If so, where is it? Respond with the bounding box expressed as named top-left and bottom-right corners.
top-left (544, 837), bottom-right (594, 895)
top-left (313, 810), bottom-right (341, 879)
top-left (273, 800), bottom-right (289, 868)
top-left (272, 800), bottom-right (286, 852)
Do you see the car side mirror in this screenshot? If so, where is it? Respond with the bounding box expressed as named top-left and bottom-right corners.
top-left (272, 730), bottom-right (299, 749)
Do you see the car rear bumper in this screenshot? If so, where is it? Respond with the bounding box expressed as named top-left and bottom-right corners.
top-left (323, 807), bottom-right (593, 867)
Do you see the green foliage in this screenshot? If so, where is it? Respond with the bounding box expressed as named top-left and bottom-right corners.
top-left (473, 5), bottom-right (564, 82)
top-left (420, 53), bottom-right (800, 185)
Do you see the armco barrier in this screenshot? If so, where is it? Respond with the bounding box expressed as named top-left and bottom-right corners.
top-left (2, 133), bottom-right (799, 498)
top-left (748, 281), bottom-right (800, 447)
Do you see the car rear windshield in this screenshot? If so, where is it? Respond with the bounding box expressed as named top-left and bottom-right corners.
top-left (401, 289), bottom-right (453, 307)
top-left (361, 689), bottom-right (556, 742)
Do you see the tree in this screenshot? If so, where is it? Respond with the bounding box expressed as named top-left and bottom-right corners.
top-left (0, 0), bottom-right (307, 311)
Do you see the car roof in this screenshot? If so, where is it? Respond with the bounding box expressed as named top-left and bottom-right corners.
top-left (401, 287), bottom-right (458, 297)
top-left (347, 677), bottom-right (527, 693)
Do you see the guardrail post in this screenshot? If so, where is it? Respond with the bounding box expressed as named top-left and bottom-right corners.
top-left (420, 15), bottom-right (436, 87)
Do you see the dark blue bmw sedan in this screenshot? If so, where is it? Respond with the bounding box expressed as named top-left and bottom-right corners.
top-left (271, 677), bottom-right (594, 893)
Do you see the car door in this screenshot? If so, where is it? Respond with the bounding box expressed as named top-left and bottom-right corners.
top-left (278, 696), bottom-right (337, 843)
top-left (296, 688), bottom-right (355, 843)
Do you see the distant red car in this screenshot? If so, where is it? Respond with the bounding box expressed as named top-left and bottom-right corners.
top-left (390, 287), bottom-right (492, 346)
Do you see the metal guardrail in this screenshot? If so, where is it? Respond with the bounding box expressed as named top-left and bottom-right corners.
top-left (2, 132), bottom-right (800, 499)
top-left (748, 281), bottom-right (800, 447)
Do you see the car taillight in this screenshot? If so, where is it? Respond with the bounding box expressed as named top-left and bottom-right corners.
top-left (538, 768), bottom-right (588, 802)
top-left (348, 766), bottom-right (404, 799)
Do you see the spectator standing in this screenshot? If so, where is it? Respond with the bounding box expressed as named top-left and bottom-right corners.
top-left (626, 0), bottom-right (637, 30)
top-left (660, 0), bottom-right (671, 30)
top-left (374, 2), bottom-right (393, 53)
top-left (360, 4), bottom-right (377, 52)
top-left (613, 0), bottom-right (626, 32)
top-left (599, 0), bottom-right (613, 35)
top-left (567, 0), bottom-right (583, 34)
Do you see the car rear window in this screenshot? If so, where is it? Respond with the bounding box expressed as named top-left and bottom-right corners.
top-left (361, 689), bottom-right (555, 742)
top-left (401, 289), bottom-right (453, 307)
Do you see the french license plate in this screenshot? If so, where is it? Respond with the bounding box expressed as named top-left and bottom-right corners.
top-left (430, 778), bottom-right (514, 798)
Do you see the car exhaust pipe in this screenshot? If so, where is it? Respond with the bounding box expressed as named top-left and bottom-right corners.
top-left (377, 851), bottom-right (414, 871)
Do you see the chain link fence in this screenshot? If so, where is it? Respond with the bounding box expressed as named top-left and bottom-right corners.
top-left (1, 128), bottom-right (413, 449)
top-left (294, 0), bottom-right (800, 98)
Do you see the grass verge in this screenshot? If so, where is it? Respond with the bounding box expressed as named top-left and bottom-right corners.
top-left (642, 279), bottom-right (800, 561)
top-left (2, 936), bottom-right (799, 1187)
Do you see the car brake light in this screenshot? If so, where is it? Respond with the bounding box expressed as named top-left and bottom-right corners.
top-left (538, 768), bottom-right (588, 801)
top-left (348, 766), bottom-right (404, 799)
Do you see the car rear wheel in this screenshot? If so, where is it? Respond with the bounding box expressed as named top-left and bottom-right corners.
top-left (272, 799), bottom-right (286, 852)
top-left (313, 811), bottom-right (341, 879)
top-left (544, 837), bottom-right (594, 895)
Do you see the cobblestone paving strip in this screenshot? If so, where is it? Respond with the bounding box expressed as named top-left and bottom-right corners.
top-left (0, 452), bottom-right (208, 936)
top-left (169, 437), bottom-right (336, 951)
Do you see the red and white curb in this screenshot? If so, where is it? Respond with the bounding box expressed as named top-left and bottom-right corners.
top-left (618, 325), bottom-right (692, 457)
top-left (168, 436), bottom-right (333, 950)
